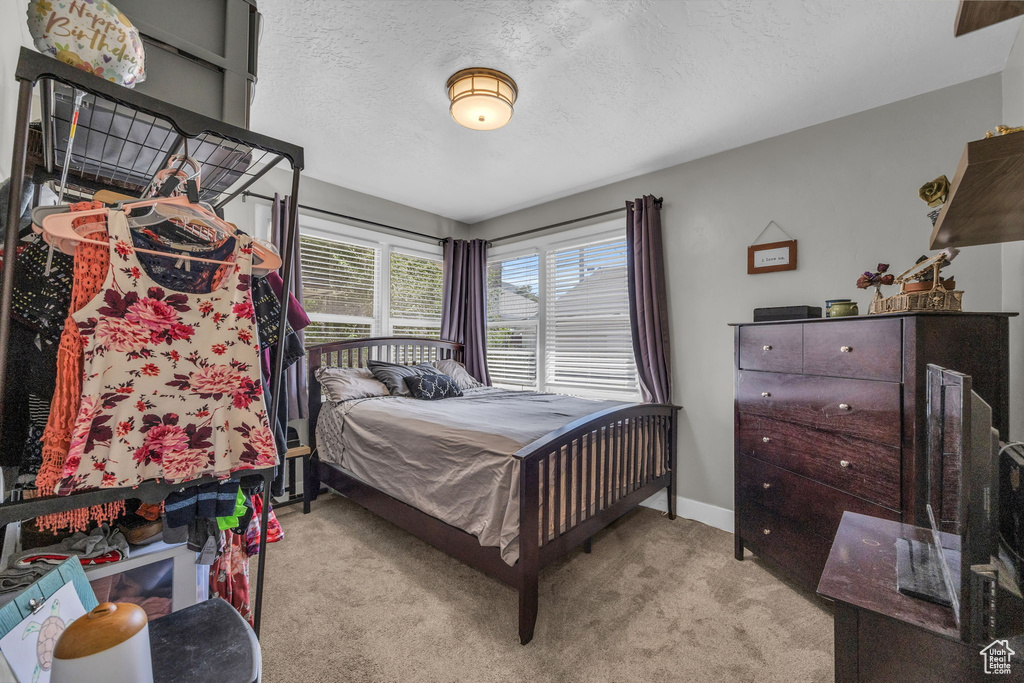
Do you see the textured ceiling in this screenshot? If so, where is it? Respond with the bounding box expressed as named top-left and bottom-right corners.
top-left (251, 0), bottom-right (1020, 224)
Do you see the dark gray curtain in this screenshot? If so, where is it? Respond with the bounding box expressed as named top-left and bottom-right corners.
top-left (441, 238), bottom-right (492, 385)
top-left (270, 193), bottom-right (308, 419)
top-left (626, 196), bottom-right (671, 404)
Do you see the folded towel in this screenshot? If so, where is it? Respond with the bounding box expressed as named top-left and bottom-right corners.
top-left (0, 524), bottom-right (129, 593)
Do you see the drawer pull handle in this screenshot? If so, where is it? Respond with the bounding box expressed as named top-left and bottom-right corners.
top-left (761, 392), bottom-right (771, 398)
top-left (763, 345), bottom-right (772, 351)
top-left (838, 403), bottom-right (851, 411)
top-left (840, 346), bottom-right (852, 353)
top-left (840, 460), bottom-right (851, 468)
top-left (762, 482), bottom-right (771, 489)
top-left (762, 436), bottom-right (771, 443)
top-left (763, 528), bottom-right (771, 535)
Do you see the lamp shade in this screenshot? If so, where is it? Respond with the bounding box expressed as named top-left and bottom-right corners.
top-left (446, 68), bottom-right (518, 131)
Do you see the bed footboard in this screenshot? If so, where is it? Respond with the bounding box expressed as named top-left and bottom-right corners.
top-left (514, 403), bottom-right (679, 644)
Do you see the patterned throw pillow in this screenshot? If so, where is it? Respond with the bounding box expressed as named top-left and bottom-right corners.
top-left (403, 373), bottom-right (463, 400)
top-left (367, 360), bottom-right (438, 396)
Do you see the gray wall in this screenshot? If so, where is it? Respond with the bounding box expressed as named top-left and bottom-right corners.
top-left (221, 166), bottom-right (469, 243)
top-left (0, 0), bottom-right (35, 181)
top-left (472, 75), bottom-right (1006, 513)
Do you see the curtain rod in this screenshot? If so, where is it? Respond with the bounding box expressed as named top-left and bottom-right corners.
top-left (488, 197), bottom-right (662, 246)
top-left (242, 191), bottom-right (662, 249)
top-left (240, 190), bottom-right (441, 243)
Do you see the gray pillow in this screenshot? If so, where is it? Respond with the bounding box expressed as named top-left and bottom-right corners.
top-left (315, 366), bottom-right (390, 403)
top-left (367, 360), bottom-right (439, 396)
top-left (430, 359), bottom-right (484, 391)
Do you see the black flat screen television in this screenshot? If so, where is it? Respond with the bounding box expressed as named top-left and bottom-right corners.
top-left (924, 364), bottom-right (1023, 643)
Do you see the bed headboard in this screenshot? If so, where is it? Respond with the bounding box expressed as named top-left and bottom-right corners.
top-left (306, 336), bottom-right (465, 450)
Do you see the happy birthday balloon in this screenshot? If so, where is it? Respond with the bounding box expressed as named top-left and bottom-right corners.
top-left (26, 0), bottom-right (146, 88)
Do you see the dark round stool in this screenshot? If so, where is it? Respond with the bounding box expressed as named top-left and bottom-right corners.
top-left (150, 598), bottom-right (260, 683)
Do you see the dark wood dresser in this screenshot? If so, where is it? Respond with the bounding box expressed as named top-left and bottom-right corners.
top-left (731, 312), bottom-right (1013, 589)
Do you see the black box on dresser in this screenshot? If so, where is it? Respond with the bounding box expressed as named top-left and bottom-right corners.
top-left (730, 312), bottom-right (1015, 589)
top-left (753, 305), bottom-right (822, 322)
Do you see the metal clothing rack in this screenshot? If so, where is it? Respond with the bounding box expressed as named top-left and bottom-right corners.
top-left (0, 47), bottom-right (305, 637)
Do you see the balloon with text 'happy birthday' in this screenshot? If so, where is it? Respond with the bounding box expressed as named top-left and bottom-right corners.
top-left (26, 0), bottom-right (146, 88)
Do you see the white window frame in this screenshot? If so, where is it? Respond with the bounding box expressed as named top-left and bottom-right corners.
top-left (257, 206), bottom-right (443, 339)
top-left (486, 219), bottom-right (640, 401)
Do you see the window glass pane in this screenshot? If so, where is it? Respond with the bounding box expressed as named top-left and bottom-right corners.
top-left (390, 252), bottom-right (443, 330)
top-left (486, 323), bottom-right (537, 389)
top-left (486, 253), bottom-right (539, 388)
top-left (487, 254), bottom-right (539, 322)
top-left (300, 235), bottom-right (377, 318)
top-left (547, 239), bottom-right (637, 394)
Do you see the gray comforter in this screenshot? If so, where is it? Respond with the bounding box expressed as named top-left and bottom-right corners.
top-left (316, 387), bottom-right (625, 565)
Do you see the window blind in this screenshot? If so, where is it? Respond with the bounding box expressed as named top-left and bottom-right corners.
top-left (487, 324), bottom-right (538, 388)
top-left (304, 321), bottom-right (373, 347)
top-left (546, 239), bottom-right (637, 395)
top-left (486, 254), bottom-right (539, 388)
top-left (390, 252), bottom-right (442, 338)
top-left (300, 235), bottom-right (377, 319)
top-left (300, 234), bottom-right (379, 346)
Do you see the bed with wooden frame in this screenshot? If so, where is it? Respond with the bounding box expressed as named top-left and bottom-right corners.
top-left (303, 336), bottom-right (679, 645)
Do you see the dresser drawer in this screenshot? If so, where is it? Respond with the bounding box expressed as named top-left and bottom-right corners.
top-left (738, 455), bottom-right (901, 540)
top-left (802, 318), bottom-right (902, 381)
top-left (736, 371), bottom-right (902, 447)
top-left (737, 500), bottom-right (832, 589)
top-left (738, 415), bottom-right (901, 508)
top-left (738, 324), bottom-right (802, 373)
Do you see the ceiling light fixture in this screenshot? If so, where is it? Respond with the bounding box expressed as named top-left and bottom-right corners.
top-left (446, 68), bottom-right (518, 131)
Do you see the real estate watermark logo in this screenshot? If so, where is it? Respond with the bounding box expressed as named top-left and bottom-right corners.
top-left (980, 640), bottom-right (1016, 675)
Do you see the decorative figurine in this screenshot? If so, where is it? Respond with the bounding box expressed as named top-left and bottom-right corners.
top-left (867, 249), bottom-right (962, 314)
top-left (985, 124), bottom-right (1024, 138)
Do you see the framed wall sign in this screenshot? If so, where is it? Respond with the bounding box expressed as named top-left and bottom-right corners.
top-left (748, 239), bottom-right (798, 274)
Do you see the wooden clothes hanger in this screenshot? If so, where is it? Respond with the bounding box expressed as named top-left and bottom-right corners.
top-left (37, 196), bottom-right (283, 271)
top-left (93, 189), bottom-right (135, 204)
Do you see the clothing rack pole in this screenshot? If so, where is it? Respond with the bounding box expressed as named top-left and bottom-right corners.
top-left (251, 168), bottom-right (300, 636)
top-left (214, 157), bottom-right (284, 210)
top-left (241, 190), bottom-right (440, 243)
top-left (0, 79), bottom-right (35, 442)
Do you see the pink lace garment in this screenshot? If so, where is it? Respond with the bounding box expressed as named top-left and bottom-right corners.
top-left (58, 210), bottom-right (277, 493)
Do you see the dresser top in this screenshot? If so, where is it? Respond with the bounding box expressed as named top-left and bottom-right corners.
top-left (817, 511), bottom-right (961, 639)
top-left (729, 311), bottom-right (1017, 327)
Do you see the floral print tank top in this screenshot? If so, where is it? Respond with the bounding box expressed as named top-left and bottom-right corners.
top-left (59, 210), bottom-right (277, 493)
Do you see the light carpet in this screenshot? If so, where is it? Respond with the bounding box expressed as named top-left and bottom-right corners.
top-left (258, 495), bottom-right (833, 682)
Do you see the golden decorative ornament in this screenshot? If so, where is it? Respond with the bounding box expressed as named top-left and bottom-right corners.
top-left (918, 175), bottom-right (950, 207)
top-left (446, 68), bottom-right (518, 131)
top-left (985, 124), bottom-right (1024, 138)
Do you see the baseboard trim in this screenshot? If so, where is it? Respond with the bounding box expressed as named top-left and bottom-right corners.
top-left (640, 493), bottom-right (734, 533)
